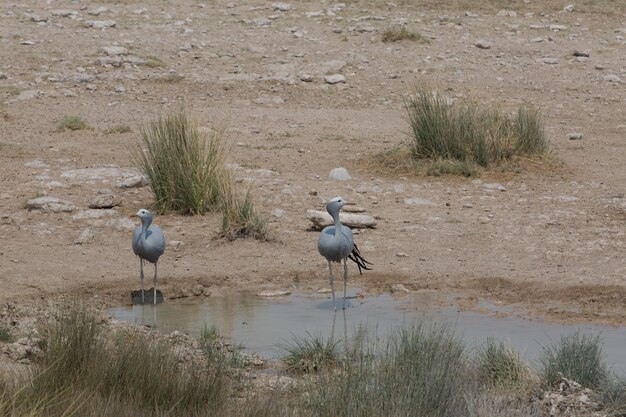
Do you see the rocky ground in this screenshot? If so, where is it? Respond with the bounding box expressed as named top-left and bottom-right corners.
top-left (0, 0), bottom-right (625, 340)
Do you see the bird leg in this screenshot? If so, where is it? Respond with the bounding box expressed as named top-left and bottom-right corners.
top-left (153, 262), bottom-right (158, 305)
top-left (342, 258), bottom-right (348, 310)
top-left (140, 259), bottom-right (145, 304)
top-left (328, 260), bottom-right (336, 311)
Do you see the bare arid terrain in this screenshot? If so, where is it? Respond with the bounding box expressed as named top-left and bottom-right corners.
top-left (1, 0), bottom-right (625, 327)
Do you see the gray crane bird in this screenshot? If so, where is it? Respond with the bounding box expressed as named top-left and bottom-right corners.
top-left (317, 196), bottom-right (372, 310)
top-left (131, 208), bottom-right (165, 304)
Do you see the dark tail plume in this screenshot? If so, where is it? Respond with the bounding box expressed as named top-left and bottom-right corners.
top-left (348, 243), bottom-right (372, 275)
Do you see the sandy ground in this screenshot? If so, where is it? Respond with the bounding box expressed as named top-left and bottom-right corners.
top-left (0, 0), bottom-right (625, 325)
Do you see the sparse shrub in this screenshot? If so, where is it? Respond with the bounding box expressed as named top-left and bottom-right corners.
top-left (304, 323), bottom-right (472, 417)
top-left (382, 26), bottom-right (426, 43)
top-left (427, 159), bottom-right (476, 177)
top-left (0, 325), bottom-right (12, 343)
top-left (475, 339), bottom-right (533, 391)
top-left (406, 86), bottom-right (549, 168)
top-left (219, 187), bottom-right (268, 241)
top-left (58, 116), bottom-right (89, 131)
top-left (136, 110), bottom-right (226, 215)
top-left (281, 333), bottom-right (340, 374)
top-left (598, 376), bottom-right (626, 416)
top-left (104, 124), bottom-right (132, 134)
top-left (10, 303), bottom-right (230, 416)
top-left (539, 332), bottom-right (609, 390)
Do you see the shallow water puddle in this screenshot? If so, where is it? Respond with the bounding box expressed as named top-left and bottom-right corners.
top-left (110, 289), bottom-right (626, 374)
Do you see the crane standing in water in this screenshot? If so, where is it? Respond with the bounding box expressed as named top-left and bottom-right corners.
top-left (317, 197), bottom-right (372, 310)
top-left (131, 208), bottom-right (165, 304)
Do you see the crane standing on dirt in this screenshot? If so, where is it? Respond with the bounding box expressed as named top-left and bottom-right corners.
top-left (317, 196), bottom-right (372, 311)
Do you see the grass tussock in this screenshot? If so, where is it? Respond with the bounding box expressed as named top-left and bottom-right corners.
top-left (476, 339), bottom-right (533, 391)
top-left (137, 109), bottom-right (268, 240)
top-left (57, 116), bottom-right (89, 131)
top-left (104, 124), bottom-right (132, 134)
top-left (598, 376), bottom-right (626, 416)
top-left (406, 86), bottom-right (549, 168)
top-left (281, 333), bottom-right (340, 374)
top-left (3, 303), bottom-right (230, 417)
top-left (539, 332), bottom-right (609, 390)
top-left (381, 26), bottom-right (427, 43)
top-left (301, 323), bottom-right (472, 417)
top-left (0, 325), bottom-right (12, 342)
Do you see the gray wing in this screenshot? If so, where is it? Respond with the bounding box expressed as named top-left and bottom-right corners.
top-left (132, 226), bottom-right (142, 256)
top-left (318, 225), bottom-right (354, 262)
top-left (143, 225), bottom-right (165, 263)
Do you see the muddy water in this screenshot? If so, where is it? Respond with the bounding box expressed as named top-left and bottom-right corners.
top-left (110, 289), bottom-right (626, 374)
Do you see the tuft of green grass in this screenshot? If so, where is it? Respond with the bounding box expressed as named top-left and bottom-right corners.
top-left (0, 325), bottom-right (12, 343)
top-left (303, 323), bottom-right (472, 417)
top-left (104, 124), bottom-right (132, 134)
top-left (219, 187), bottom-right (269, 241)
top-left (475, 339), bottom-right (533, 391)
top-left (136, 110), bottom-right (227, 215)
top-left (58, 116), bottom-right (89, 131)
top-left (145, 56), bottom-right (166, 68)
top-left (281, 333), bottom-right (340, 374)
top-left (539, 332), bottom-right (609, 390)
top-left (406, 86), bottom-right (549, 168)
top-left (382, 26), bottom-right (427, 43)
top-left (598, 376), bottom-right (626, 416)
top-left (10, 303), bottom-right (230, 417)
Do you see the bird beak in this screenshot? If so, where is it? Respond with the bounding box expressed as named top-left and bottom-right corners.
top-left (130, 214), bottom-right (138, 218)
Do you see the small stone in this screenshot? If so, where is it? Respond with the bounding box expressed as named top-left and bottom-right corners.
top-left (26, 197), bottom-right (75, 213)
top-left (85, 20), bottom-right (116, 29)
top-left (74, 228), bottom-right (95, 245)
top-left (536, 57), bottom-right (559, 64)
top-left (89, 194), bottom-right (121, 209)
top-left (342, 205), bottom-right (367, 213)
top-left (328, 167), bottom-right (351, 181)
top-left (0, 73), bottom-right (7, 80)
top-left (271, 208), bottom-right (285, 217)
top-left (462, 203), bottom-right (473, 208)
top-left (64, 73), bottom-right (95, 83)
top-left (563, 4), bottom-right (575, 12)
top-left (298, 72), bottom-right (313, 82)
top-left (404, 198), bottom-right (434, 206)
top-left (272, 3), bottom-right (292, 11)
top-left (15, 90), bottom-right (40, 101)
top-left (88, 7), bottom-right (108, 16)
top-left (114, 85), bottom-right (126, 93)
top-left (549, 24), bottom-right (568, 31)
top-left (192, 284), bottom-right (204, 296)
top-left (257, 290), bottom-right (291, 297)
top-left (252, 17), bottom-right (272, 26)
top-left (100, 46), bottom-right (128, 56)
top-left (530, 37), bottom-right (544, 42)
top-left (391, 283), bottom-right (410, 294)
top-left (117, 176), bottom-right (149, 189)
top-left (482, 182), bottom-right (507, 191)
top-left (305, 11), bottom-right (324, 17)
top-left (602, 74), bottom-right (622, 83)
top-left (572, 50), bottom-right (589, 57)
top-left (324, 74), bottom-right (346, 84)
top-left (567, 132), bottom-right (583, 140)
top-left (395, 252), bottom-right (408, 257)
top-left (254, 95), bottom-right (284, 105)
top-left (474, 40), bottom-right (492, 49)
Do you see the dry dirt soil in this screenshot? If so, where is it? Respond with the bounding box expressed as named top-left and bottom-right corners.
top-left (0, 0), bottom-right (625, 325)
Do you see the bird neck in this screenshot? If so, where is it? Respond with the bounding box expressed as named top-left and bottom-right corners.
top-left (140, 220), bottom-right (150, 239)
top-left (331, 211), bottom-right (342, 237)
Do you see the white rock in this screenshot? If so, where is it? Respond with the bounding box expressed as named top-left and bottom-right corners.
top-left (298, 72), bottom-right (313, 82)
top-left (602, 74), bottom-right (622, 83)
top-left (271, 208), bottom-right (286, 217)
top-left (64, 73), bottom-right (95, 83)
top-left (254, 95), bottom-right (284, 105)
top-left (306, 210), bottom-right (376, 229)
top-left (391, 283), bottom-right (410, 294)
top-left (85, 20), bottom-right (116, 29)
top-left (567, 132), bottom-right (583, 140)
top-left (404, 198), bottom-right (434, 206)
top-left (474, 40), bottom-right (492, 49)
top-left (26, 197), bottom-right (75, 213)
top-left (88, 7), bottom-right (108, 16)
top-left (89, 194), bottom-right (121, 209)
top-left (305, 11), bottom-right (324, 17)
top-left (324, 74), bottom-right (346, 84)
top-left (536, 57), bottom-right (559, 64)
top-left (482, 182), bottom-right (507, 191)
top-left (15, 90), bottom-right (40, 101)
top-left (257, 290), bottom-right (291, 297)
top-left (549, 24), bottom-right (568, 31)
top-left (100, 46), bottom-right (128, 56)
top-left (563, 4), bottom-right (575, 12)
top-left (253, 17), bottom-right (272, 26)
top-left (74, 228), bottom-right (95, 244)
top-left (343, 205), bottom-right (367, 213)
top-left (117, 176), bottom-right (149, 188)
top-left (328, 167), bottom-right (351, 181)
top-left (272, 3), bottom-right (292, 11)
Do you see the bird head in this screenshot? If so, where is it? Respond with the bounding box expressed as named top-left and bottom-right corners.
top-left (132, 208), bottom-right (153, 225)
top-left (326, 196), bottom-right (346, 215)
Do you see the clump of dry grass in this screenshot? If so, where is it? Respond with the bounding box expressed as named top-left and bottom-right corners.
top-left (382, 26), bottom-right (427, 43)
top-left (104, 124), bottom-right (132, 134)
top-left (58, 116), bottom-right (89, 131)
top-left (136, 109), bottom-right (268, 239)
